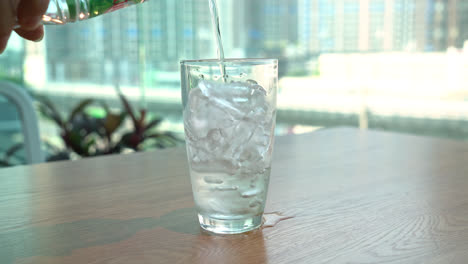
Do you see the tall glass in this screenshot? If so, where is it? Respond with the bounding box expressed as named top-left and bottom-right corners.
top-left (180, 58), bottom-right (278, 234)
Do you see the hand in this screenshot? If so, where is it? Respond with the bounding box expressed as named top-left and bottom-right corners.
top-left (0, 0), bottom-right (49, 54)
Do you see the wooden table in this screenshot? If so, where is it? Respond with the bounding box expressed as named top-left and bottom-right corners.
top-left (1, 128), bottom-right (468, 263)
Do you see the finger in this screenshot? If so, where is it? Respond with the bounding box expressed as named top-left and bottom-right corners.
top-left (0, 0), bottom-right (17, 53)
top-left (14, 25), bottom-right (44, 42)
top-left (17, 0), bottom-right (49, 30)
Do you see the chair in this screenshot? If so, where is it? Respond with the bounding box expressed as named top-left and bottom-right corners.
top-left (0, 81), bottom-right (44, 164)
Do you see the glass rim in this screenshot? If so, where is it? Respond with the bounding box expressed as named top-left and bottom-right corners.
top-left (180, 58), bottom-right (277, 66)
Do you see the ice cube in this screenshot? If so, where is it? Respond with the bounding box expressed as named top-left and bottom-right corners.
top-left (198, 79), bottom-right (213, 96)
top-left (185, 88), bottom-right (237, 139)
top-left (241, 188), bottom-right (262, 198)
top-left (190, 158), bottom-right (240, 175)
top-left (249, 198), bottom-right (262, 208)
top-left (198, 80), bottom-right (251, 112)
top-left (203, 176), bottom-right (223, 184)
top-left (246, 79), bottom-right (258, 85)
top-left (206, 128), bottom-right (222, 144)
top-left (215, 186), bottom-right (238, 191)
top-left (185, 80), bottom-right (273, 175)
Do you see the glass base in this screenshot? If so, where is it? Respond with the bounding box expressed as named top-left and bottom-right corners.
top-left (198, 214), bottom-right (263, 234)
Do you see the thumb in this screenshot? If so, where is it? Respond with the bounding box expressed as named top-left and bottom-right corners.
top-left (0, 0), bottom-right (17, 53)
top-left (17, 0), bottom-right (49, 30)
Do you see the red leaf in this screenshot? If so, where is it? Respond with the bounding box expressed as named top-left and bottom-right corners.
top-left (116, 85), bottom-right (138, 128)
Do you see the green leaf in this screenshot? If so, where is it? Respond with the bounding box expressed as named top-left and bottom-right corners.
top-left (46, 152), bottom-right (71, 162)
top-left (38, 104), bottom-right (61, 125)
top-left (43, 140), bottom-right (62, 153)
top-left (67, 130), bottom-right (86, 156)
top-left (115, 85), bottom-right (138, 128)
top-left (100, 101), bottom-right (111, 115)
top-left (147, 132), bottom-right (182, 142)
top-left (84, 137), bottom-right (96, 152)
top-left (0, 160), bottom-right (11, 167)
top-left (145, 132), bottom-right (181, 149)
top-left (144, 118), bottom-right (162, 131)
top-left (69, 99), bottom-right (94, 122)
top-left (5, 143), bottom-right (23, 159)
top-left (154, 142), bottom-right (165, 149)
top-left (36, 96), bottom-right (64, 127)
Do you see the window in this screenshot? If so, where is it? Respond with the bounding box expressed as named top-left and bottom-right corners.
top-left (1, 0), bottom-right (468, 165)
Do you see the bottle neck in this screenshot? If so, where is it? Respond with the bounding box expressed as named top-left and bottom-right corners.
top-left (43, 0), bottom-right (90, 24)
top-left (43, 0), bottom-right (144, 25)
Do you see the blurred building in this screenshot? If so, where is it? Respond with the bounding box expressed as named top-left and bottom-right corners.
top-left (413, 0), bottom-right (468, 51)
top-left (45, 0), bottom-right (218, 87)
top-left (298, 0), bottom-right (414, 52)
top-left (43, 0), bottom-right (468, 87)
top-left (456, 0), bottom-right (468, 48)
top-left (297, 0), bottom-right (468, 53)
top-left (242, 0), bottom-right (298, 57)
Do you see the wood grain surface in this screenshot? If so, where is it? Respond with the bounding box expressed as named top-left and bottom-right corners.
top-left (1, 127), bottom-right (468, 263)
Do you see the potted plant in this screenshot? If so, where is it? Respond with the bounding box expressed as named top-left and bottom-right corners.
top-left (37, 90), bottom-right (181, 161)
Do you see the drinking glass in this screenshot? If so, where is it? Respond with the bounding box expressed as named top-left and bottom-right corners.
top-left (180, 58), bottom-right (278, 234)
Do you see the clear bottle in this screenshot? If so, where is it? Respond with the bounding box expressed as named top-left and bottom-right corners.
top-left (43, 0), bottom-right (146, 25)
